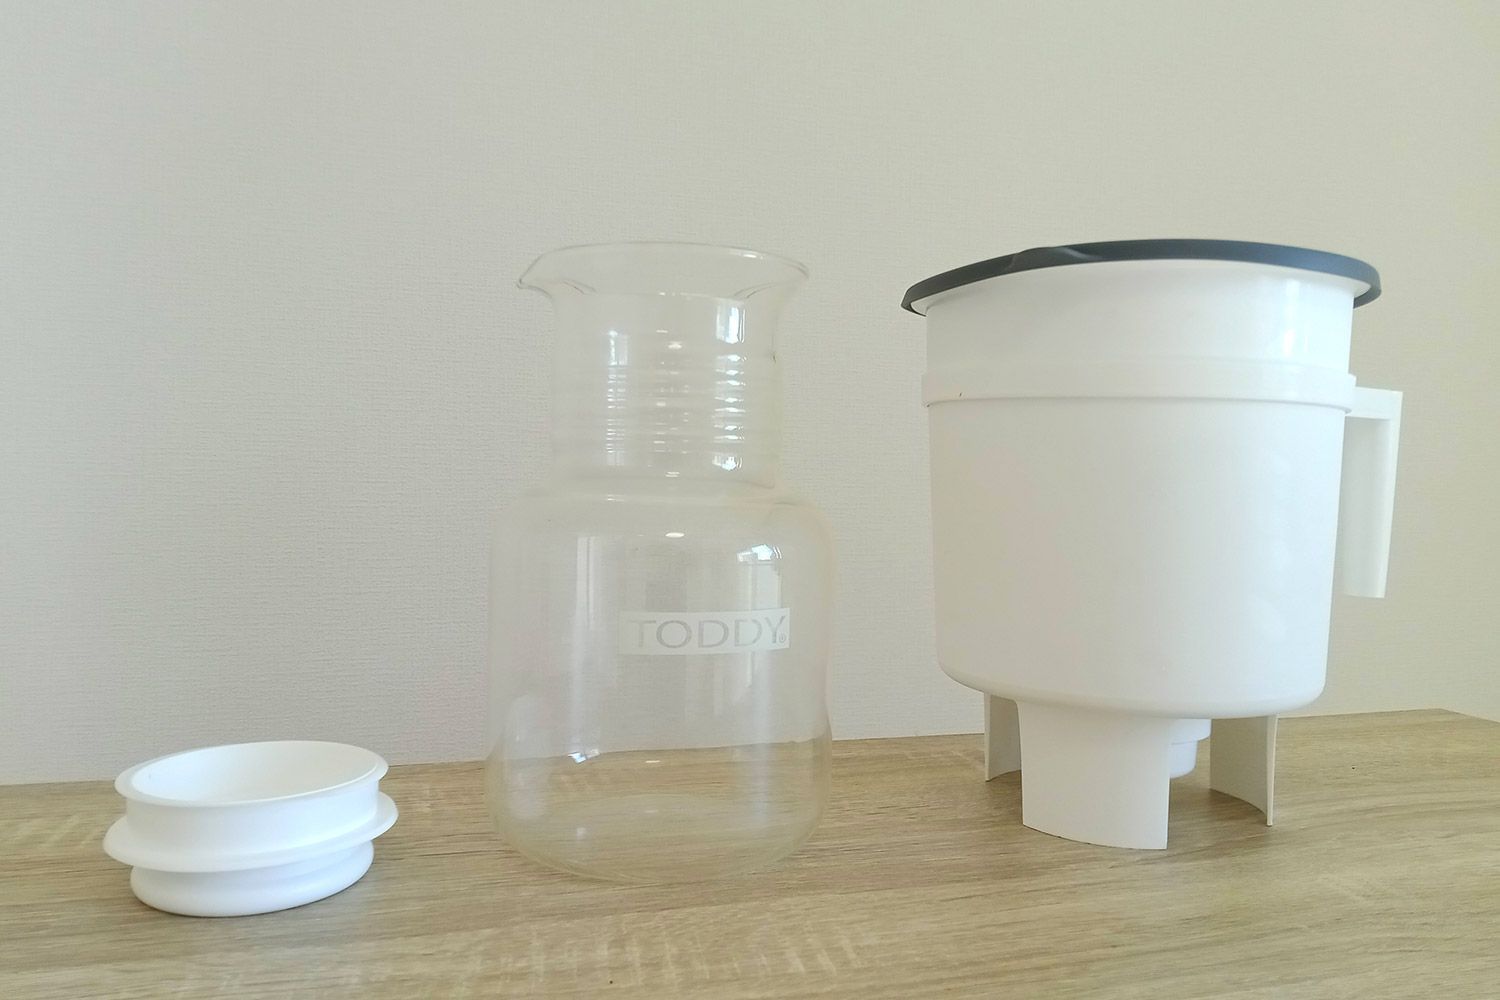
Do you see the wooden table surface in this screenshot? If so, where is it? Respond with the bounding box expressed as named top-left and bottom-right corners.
top-left (2, 710), bottom-right (1497, 998)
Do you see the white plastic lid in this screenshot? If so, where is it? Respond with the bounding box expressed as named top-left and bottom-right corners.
top-left (102, 741), bottom-right (398, 916)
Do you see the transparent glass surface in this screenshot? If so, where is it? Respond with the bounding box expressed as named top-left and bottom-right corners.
top-left (487, 244), bottom-right (833, 882)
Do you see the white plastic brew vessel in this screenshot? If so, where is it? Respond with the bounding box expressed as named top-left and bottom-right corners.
top-left (907, 241), bottom-right (1401, 849)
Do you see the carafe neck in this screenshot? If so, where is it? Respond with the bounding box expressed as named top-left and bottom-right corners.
top-left (521, 243), bottom-right (806, 490)
top-left (550, 293), bottom-right (782, 486)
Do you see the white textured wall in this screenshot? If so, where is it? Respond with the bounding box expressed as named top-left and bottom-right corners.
top-left (3, 1), bottom-right (1497, 782)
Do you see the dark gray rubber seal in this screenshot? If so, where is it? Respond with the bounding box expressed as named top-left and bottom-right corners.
top-left (901, 239), bottom-right (1381, 314)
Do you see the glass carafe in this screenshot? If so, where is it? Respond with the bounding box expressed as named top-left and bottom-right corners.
top-left (487, 243), bottom-right (833, 882)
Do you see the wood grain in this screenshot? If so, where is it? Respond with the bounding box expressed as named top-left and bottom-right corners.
top-left (1, 710), bottom-right (1497, 998)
